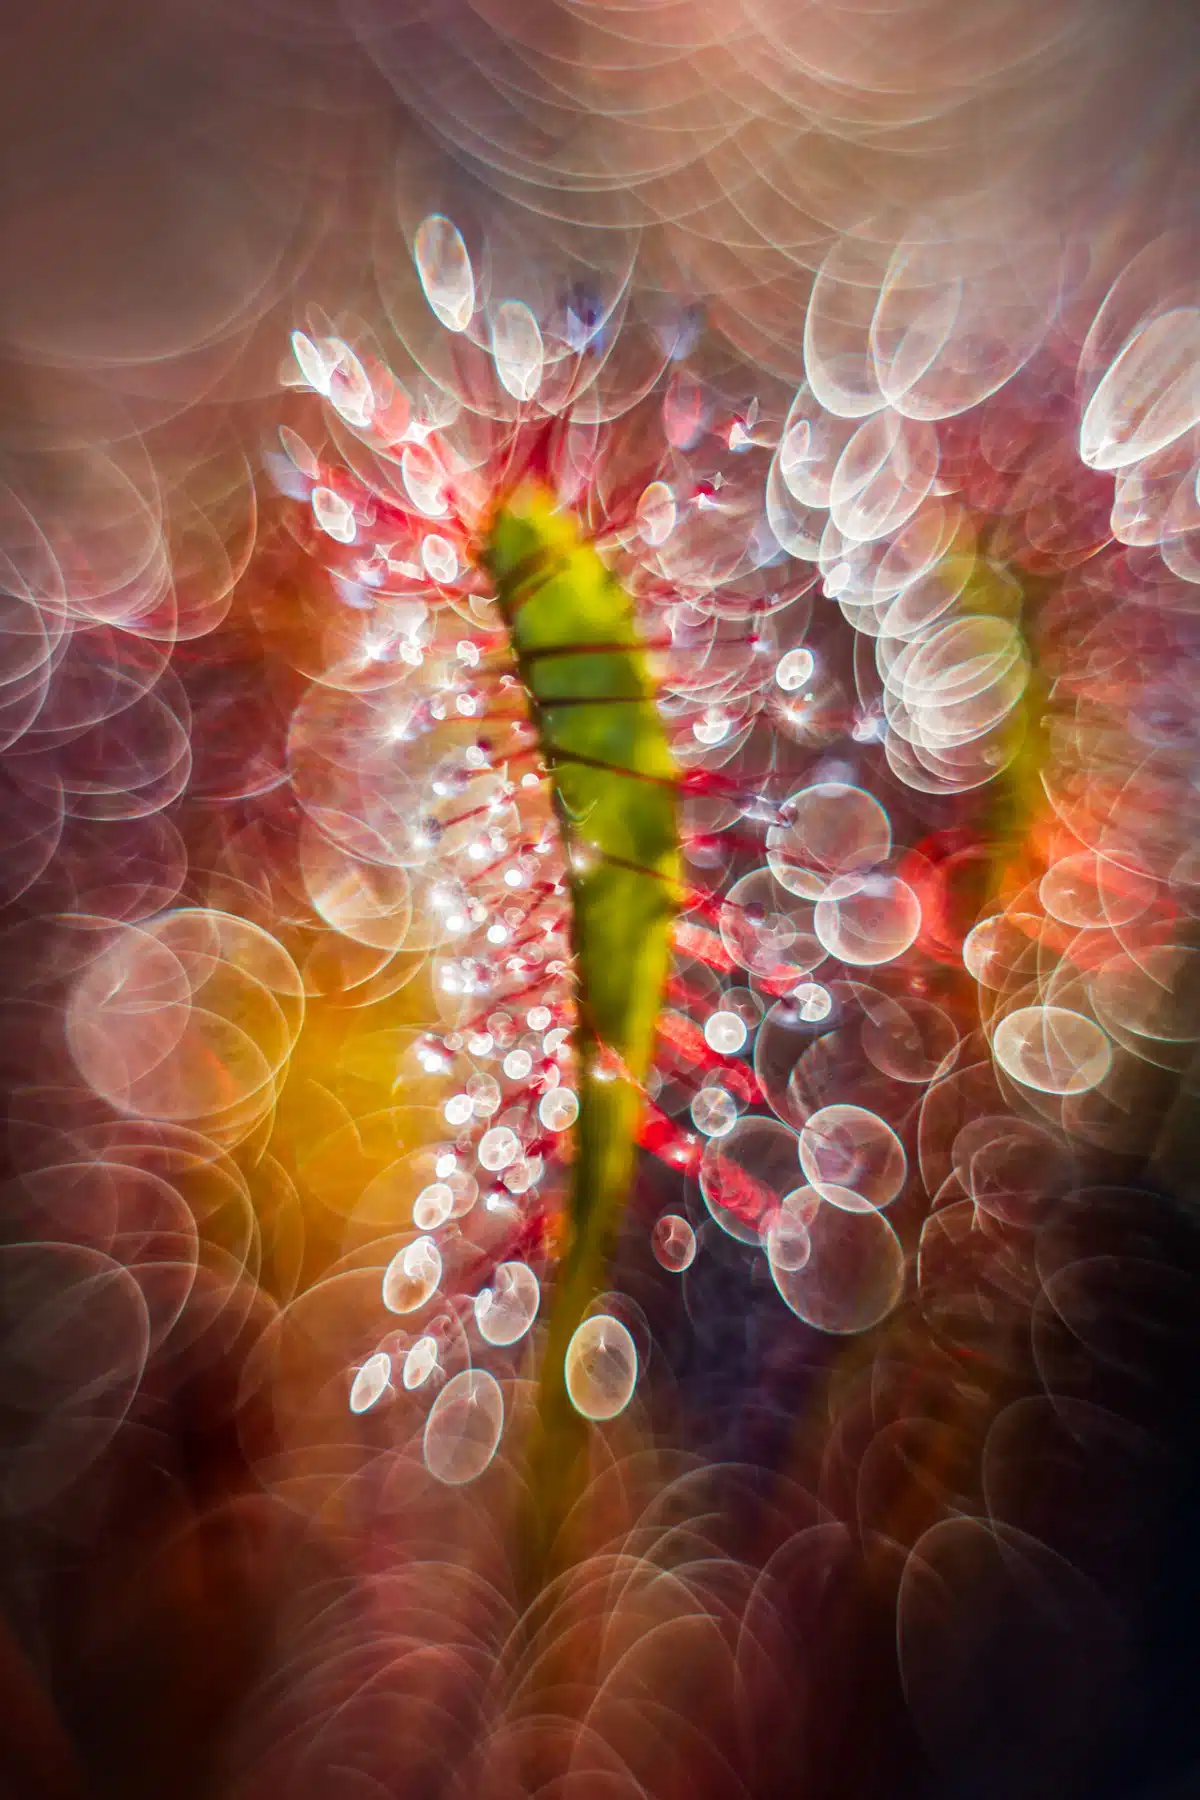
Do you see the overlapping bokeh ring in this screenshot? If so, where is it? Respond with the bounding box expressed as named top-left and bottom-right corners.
top-left (1, 11), bottom-right (1197, 1795)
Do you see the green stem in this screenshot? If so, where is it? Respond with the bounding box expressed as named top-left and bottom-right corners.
top-left (485, 487), bottom-right (681, 1586)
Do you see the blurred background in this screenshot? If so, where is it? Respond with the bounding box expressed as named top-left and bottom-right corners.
top-left (1, 3), bottom-right (1199, 1798)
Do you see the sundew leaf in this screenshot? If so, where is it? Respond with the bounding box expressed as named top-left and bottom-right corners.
top-left (959, 552), bottom-right (1048, 908)
top-left (485, 485), bottom-right (681, 1575)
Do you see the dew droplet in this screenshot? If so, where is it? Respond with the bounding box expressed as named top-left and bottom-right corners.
top-left (474, 1260), bottom-right (540, 1346)
top-left (565, 1314), bottom-right (638, 1421)
top-left (992, 1006), bottom-right (1112, 1096)
top-left (775, 648), bottom-right (815, 692)
top-left (312, 486), bottom-right (357, 544)
top-left (637, 480), bottom-right (677, 546)
top-left (493, 301), bottom-right (545, 402)
top-left (422, 534), bottom-right (459, 584)
top-left (704, 1010), bottom-right (748, 1055)
top-left (291, 329), bottom-right (332, 394)
top-left (423, 1369), bottom-right (504, 1484)
top-left (403, 1335), bottom-right (439, 1390)
top-left (764, 1188), bottom-right (817, 1273)
top-left (349, 1351), bottom-right (391, 1414)
top-left (478, 1126), bottom-right (521, 1172)
top-left (383, 1236), bottom-right (442, 1314)
top-left (414, 216), bottom-right (475, 333)
top-left (798, 1104), bottom-right (907, 1210)
top-left (651, 1214), bottom-right (696, 1273)
top-left (413, 1182), bottom-right (455, 1231)
top-left (539, 1087), bottom-right (579, 1133)
top-left (792, 981), bottom-right (832, 1022)
top-left (691, 1085), bottom-right (738, 1138)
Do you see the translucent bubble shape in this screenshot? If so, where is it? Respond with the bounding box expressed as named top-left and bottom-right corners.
top-left (861, 993), bottom-right (959, 1083)
top-left (770, 1198), bottom-right (904, 1334)
top-left (766, 449), bottom-right (825, 560)
top-left (422, 534), bottom-right (459, 584)
top-left (793, 982), bottom-right (833, 1023)
top-left (869, 263), bottom-right (966, 415)
top-left (492, 301), bottom-right (545, 403)
top-left (539, 1087), bottom-right (579, 1133)
top-left (473, 1260), bottom-right (540, 1347)
top-left (798, 1104), bottom-right (907, 1209)
top-left (285, 684), bottom-right (441, 873)
top-left (66, 910), bottom-right (305, 1146)
top-left (402, 1335), bottom-right (439, 1390)
top-left (651, 1213), bottom-right (696, 1272)
top-left (704, 1009), bottom-right (747, 1055)
top-left (312, 485), bottom-right (357, 544)
top-left (763, 1186), bottom-right (819, 1273)
top-left (881, 543), bottom-right (978, 642)
top-left (962, 913), bottom-right (1042, 991)
top-left (1108, 428), bottom-right (1200, 550)
top-left (829, 411), bottom-right (939, 544)
top-left (414, 216), bottom-right (475, 333)
top-left (777, 385), bottom-right (859, 507)
top-left (952, 1117), bottom-right (1074, 1230)
top-left (992, 1006), bottom-right (1112, 1096)
top-left (423, 1369), bottom-right (504, 1485)
top-left (298, 825), bottom-right (414, 952)
top-left (349, 1351), bottom-right (391, 1414)
top-left (478, 1126), bottom-right (521, 1172)
top-left (775, 647), bottom-right (815, 692)
top-left (637, 480), bottom-right (677, 546)
top-left (1089, 945), bottom-right (1200, 1070)
top-left (324, 340), bottom-right (375, 430)
top-left (691, 1086), bottom-right (738, 1139)
top-left (413, 1181), bottom-right (455, 1231)
top-left (700, 1115), bottom-right (803, 1243)
top-left (719, 869), bottom-right (824, 983)
top-left (290, 329), bottom-right (334, 394)
top-left (1038, 851), bottom-right (1156, 931)
top-left (883, 681), bottom-right (1029, 791)
top-left (882, 614), bottom-right (1027, 733)
top-left (1080, 308), bottom-right (1200, 472)
top-left (16, 659), bottom-right (195, 822)
top-left (382, 1236), bottom-right (443, 1314)
top-left (869, 236), bottom-right (1050, 421)
top-left (805, 236), bottom-right (888, 420)
top-left (814, 872), bottom-right (921, 965)
top-left (753, 991), bottom-right (846, 1126)
top-left (67, 925), bottom-right (192, 1099)
top-left (564, 1314), bottom-right (638, 1422)
top-left (767, 781), bottom-right (892, 899)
